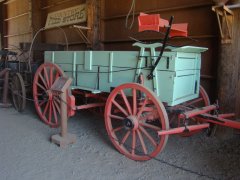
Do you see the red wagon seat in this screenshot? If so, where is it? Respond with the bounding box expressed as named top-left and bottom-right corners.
top-left (138, 12), bottom-right (188, 37)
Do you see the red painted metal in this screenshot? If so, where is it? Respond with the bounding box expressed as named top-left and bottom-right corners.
top-left (104, 83), bottom-right (169, 161)
top-left (158, 124), bottom-right (209, 136)
top-left (33, 63), bottom-right (65, 127)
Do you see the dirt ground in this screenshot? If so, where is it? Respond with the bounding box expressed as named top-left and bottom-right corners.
top-left (0, 104), bottom-right (240, 180)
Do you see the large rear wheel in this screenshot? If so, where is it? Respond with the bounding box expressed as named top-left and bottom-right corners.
top-left (105, 83), bottom-right (169, 161)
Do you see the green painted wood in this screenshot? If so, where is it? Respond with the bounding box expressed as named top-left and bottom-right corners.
top-left (45, 45), bottom-right (206, 106)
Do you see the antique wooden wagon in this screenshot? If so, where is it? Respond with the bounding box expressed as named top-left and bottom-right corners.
top-left (32, 15), bottom-right (240, 161)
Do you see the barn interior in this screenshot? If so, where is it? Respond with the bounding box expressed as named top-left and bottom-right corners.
top-left (0, 0), bottom-right (240, 179)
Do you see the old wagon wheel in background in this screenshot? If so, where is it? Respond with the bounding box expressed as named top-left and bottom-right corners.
top-left (11, 73), bottom-right (26, 112)
top-left (178, 85), bottom-right (210, 136)
top-left (105, 83), bottom-right (169, 161)
top-left (33, 63), bottom-right (64, 128)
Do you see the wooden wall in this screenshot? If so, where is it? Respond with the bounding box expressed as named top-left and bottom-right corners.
top-left (2, 0), bottom-right (99, 51)
top-left (218, 9), bottom-right (240, 115)
top-left (102, 0), bottom-right (219, 100)
top-left (40, 0), bottom-right (88, 50)
top-left (0, 2), bottom-right (3, 49)
top-left (2, 0), bottom-right (33, 50)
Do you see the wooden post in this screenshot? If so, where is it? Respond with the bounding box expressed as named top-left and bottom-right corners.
top-left (0, 2), bottom-right (3, 50)
top-left (86, 0), bottom-right (101, 50)
top-left (51, 77), bottom-right (76, 148)
top-left (217, 9), bottom-right (240, 116)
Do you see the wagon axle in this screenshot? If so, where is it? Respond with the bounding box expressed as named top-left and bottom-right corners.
top-left (123, 116), bottom-right (139, 130)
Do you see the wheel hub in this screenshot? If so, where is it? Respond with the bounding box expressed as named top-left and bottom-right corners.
top-left (46, 90), bottom-right (53, 101)
top-left (123, 116), bottom-right (139, 130)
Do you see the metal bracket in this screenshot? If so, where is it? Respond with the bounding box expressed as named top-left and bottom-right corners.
top-left (212, 5), bottom-right (234, 44)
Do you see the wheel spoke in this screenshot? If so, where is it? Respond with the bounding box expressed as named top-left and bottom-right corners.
top-left (43, 101), bottom-right (50, 117)
top-left (54, 96), bottom-right (61, 104)
top-left (49, 66), bottom-right (53, 86)
top-left (43, 67), bottom-right (50, 87)
top-left (137, 98), bottom-right (148, 119)
top-left (112, 126), bottom-right (124, 133)
top-left (37, 82), bottom-right (46, 92)
top-left (140, 122), bottom-right (161, 131)
top-left (132, 88), bottom-right (137, 115)
top-left (48, 101), bottom-right (53, 123)
top-left (55, 72), bottom-right (60, 82)
top-left (109, 114), bottom-right (125, 120)
top-left (131, 130), bottom-right (136, 155)
top-left (139, 126), bottom-right (157, 147)
top-left (52, 101), bottom-right (58, 124)
top-left (39, 72), bottom-right (49, 89)
top-left (137, 129), bottom-right (147, 155)
top-left (112, 100), bottom-right (129, 117)
top-left (120, 90), bottom-right (132, 115)
top-left (53, 100), bottom-right (60, 114)
top-left (39, 100), bottom-right (46, 107)
top-left (120, 130), bottom-right (131, 145)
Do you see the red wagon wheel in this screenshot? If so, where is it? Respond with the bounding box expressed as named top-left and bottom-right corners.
top-left (105, 83), bottom-right (169, 161)
top-left (179, 85), bottom-right (210, 136)
top-left (33, 63), bottom-right (64, 127)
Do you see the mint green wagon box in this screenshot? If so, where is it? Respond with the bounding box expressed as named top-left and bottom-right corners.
top-left (44, 43), bottom-right (207, 106)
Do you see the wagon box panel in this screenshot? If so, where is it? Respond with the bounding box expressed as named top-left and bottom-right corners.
top-left (156, 52), bottom-right (201, 71)
top-left (44, 48), bottom-right (204, 106)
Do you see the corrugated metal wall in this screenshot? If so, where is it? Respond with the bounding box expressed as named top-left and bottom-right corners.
top-left (101, 0), bottom-right (219, 100)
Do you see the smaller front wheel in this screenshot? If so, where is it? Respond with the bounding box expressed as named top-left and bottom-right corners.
top-left (105, 83), bottom-right (169, 161)
top-left (33, 63), bottom-right (64, 127)
top-left (11, 73), bottom-right (26, 112)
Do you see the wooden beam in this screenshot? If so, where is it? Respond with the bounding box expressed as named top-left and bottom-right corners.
top-left (86, 0), bottom-right (101, 50)
top-left (3, 31), bottom-right (32, 38)
top-left (4, 12), bottom-right (29, 21)
top-left (41, 0), bottom-right (76, 10)
top-left (102, 2), bottom-right (213, 21)
top-left (212, 5), bottom-right (233, 44)
top-left (217, 9), bottom-right (240, 116)
top-left (102, 35), bottom-right (217, 44)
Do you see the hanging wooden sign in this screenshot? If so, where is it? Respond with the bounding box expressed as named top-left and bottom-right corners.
top-left (45, 4), bottom-right (87, 29)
